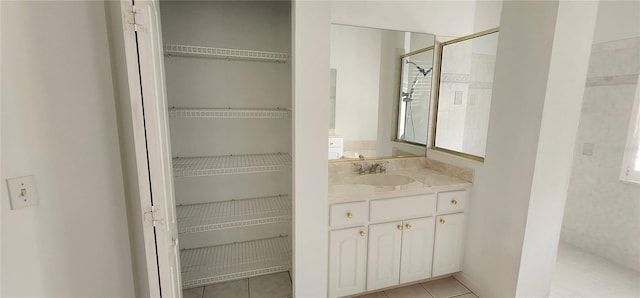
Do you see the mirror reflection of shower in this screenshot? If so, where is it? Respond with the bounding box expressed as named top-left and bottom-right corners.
top-left (398, 51), bottom-right (434, 146)
top-left (402, 60), bottom-right (432, 103)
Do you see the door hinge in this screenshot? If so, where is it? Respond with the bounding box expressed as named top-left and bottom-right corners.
top-left (126, 6), bottom-right (144, 32)
top-left (144, 205), bottom-right (163, 226)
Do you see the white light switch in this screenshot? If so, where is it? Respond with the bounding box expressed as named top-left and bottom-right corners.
top-left (6, 175), bottom-right (39, 210)
top-left (454, 91), bottom-right (464, 105)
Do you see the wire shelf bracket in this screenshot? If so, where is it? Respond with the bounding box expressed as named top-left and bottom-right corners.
top-left (180, 236), bottom-right (291, 288)
top-left (177, 194), bottom-right (291, 234)
top-left (165, 44), bottom-right (289, 62)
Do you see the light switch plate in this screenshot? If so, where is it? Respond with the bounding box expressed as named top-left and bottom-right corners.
top-left (6, 175), bottom-right (39, 210)
top-left (454, 91), bottom-right (464, 105)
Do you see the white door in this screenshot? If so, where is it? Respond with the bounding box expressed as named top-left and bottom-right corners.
top-left (432, 213), bottom-right (465, 276)
top-left (367, 221), bottom-right (402, 291)
top-left (400, 217), bottom-right (435, 283)
top-left (119, 0), bottom-right (182, 296)
top-left (329, 227), bottom-right (368, 298)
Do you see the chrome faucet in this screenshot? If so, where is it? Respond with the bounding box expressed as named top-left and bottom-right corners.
top-left (369, 162), bottom-right (388, 174)
top-left (354, 162), bottom-right (367, 175)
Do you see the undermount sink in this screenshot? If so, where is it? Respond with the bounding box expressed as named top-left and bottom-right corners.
top-left (357, 174), bottom-right (415, 186)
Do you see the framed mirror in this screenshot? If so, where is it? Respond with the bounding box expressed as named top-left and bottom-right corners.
top-left (433, 28), bottom-right (500, 161)
top-left (329, 24), bottom-right (435, 160)
top-left (397, 47), bottom-right (435, 146)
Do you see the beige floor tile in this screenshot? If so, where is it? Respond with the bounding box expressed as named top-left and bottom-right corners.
top-left (452, 293), bottom-right (478, 298)
top-left (203, 279), bottom-right (249, 298)
top-left (354, 291), bottom-right (388, 298)
top-left (421, 277), bottom-right (470, 298)
top-left (385, 284), bottom-right (433, 298)
top-left (183, 287), bottom-right (204, 298)
top-left (249, 272), bottom-right (292, 298)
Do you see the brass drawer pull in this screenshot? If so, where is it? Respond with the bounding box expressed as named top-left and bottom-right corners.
top-left (397, 224), bottom-right (403, 230)
top-left (439, 218), bottom-right (446, 224)
top-left (405, 223), bottom-right (412, 229)
top-left (347, 212), bottom-right (353, 218)
top-left (359, 230), bottom-right (366, 237)
top-left (451, 199), bottom-right (458, 205)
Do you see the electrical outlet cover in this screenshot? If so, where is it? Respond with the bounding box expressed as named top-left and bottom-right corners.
top-left (6, 175), bottom-right (39, 210)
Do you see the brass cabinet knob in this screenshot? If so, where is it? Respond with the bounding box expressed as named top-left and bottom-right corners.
top-left (439, 218), bottom-right (446, 224)
top-left (405, 223), bottom-right (412, 229)
top-left (451, 199), bottom-right (458, 205)
top-left (359, 230), bottom-right (366, 237)
top-left (397, 224), bottom-right (403, 230)
top-left (347, 212), bottom-right (353, 218)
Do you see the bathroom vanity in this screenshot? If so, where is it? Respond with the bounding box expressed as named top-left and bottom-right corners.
top-left (328, 158), bottom-right (472, 297)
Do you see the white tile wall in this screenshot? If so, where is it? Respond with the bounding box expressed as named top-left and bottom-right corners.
top-left (560, 36), bottom-right (640, 271)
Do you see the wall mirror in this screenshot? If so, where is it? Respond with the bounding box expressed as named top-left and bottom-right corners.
top-left (397, 47), bottom-right (435, 146)
top-left (433, 28), bottom-right (499, 161)
top-left (329, 24), bottom-right (435, 160)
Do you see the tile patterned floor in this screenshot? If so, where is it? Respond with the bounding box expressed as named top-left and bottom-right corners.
top-left (355, 277), bottom-right (477, 298)
top-left (550, 241), bottom-right (640, 298)
top-left (184, 243), bottom-right (640, 298)
top-left (183, 271), bottom-right (292, 298)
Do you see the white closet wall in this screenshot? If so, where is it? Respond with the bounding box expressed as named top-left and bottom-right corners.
top-left (159, 0), bottom-right (292, 289)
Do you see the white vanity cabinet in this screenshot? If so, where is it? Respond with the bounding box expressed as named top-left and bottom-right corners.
top-left (399, 216), bottom-right (436, 283)
top-left (432, 190), bottom-right (467, 276)
top-left (433, 213), bottom-right (466, 276)
top-left (328, 188), bottom-right (468, 297)
top-left (329, 226), bottom-right (368, 298)
top-left (367, 216), bottom-right (435, 291)
top-left (366, 221), bottom-right (403, 290)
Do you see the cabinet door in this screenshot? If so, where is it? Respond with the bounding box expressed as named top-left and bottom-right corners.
top-left (329, 227), bottom-right (368, 298)
top-left (432, 213), bottom-right (465, 276)
top-left (400, 217), bottom-right (435, 283)
top-left (367, 221), bottom-right (403, 291)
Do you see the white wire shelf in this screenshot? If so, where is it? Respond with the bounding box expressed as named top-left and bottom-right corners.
top-left (181, 236), bottom-right (291, 288)
top-left (169, 107), bottom-right (289, 119)
top-left (173, 153), bottom-right (291, 178)
top-left (165, 44), bottom-right (289, 62)
top-left (177, 194), bottom-right (291, 234)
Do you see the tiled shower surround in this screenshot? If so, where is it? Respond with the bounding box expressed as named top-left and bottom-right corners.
top-left (561, 37), bottom-right (640, 271)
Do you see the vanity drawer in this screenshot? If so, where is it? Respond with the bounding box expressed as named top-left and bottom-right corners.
top-left (329, 137), bottom-right (343, 148)
top-left (330, 201), bottom-right (368, 227)
top-left (369, 194), bottom-right (436, 222)
top-left (437, 190), bottom-right (467, 213)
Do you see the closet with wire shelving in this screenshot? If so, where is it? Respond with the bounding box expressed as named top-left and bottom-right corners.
top-left (158, 0), bottom-right (292, 289)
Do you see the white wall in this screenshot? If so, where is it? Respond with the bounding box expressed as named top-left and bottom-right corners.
top-left (560, 1), bottom-right (640, 272)
top-left (292, 1), bottom-right (330, 297)
top-left (1, 1), bottom-right (135, 297)
top-left (473, 0), bottom-right (503, 32)
top-left (515, 2), bottom-right (598, 296)
top-left (561, 38), bottom-right (640, 271)
top-left (433, 1), bottom-right (597, 297)
top-left (330, 1), bottom-right (476, 37)
top-left (0, 1), bottom-right (3, 293)
top-left (592, 0), bottom-right (640, 44)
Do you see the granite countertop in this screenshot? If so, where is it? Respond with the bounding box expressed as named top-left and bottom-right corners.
top-left (328, 157), bottom-right (473, 202)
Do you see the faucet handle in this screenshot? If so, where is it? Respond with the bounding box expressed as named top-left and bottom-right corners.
top-left (353, 162), bottom-right (367, 175)
top-left (375, 161), bottom-right (388, 173)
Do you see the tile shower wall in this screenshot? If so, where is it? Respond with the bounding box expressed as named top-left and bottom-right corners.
top-left (561, 37), bottom-right (640, 271)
